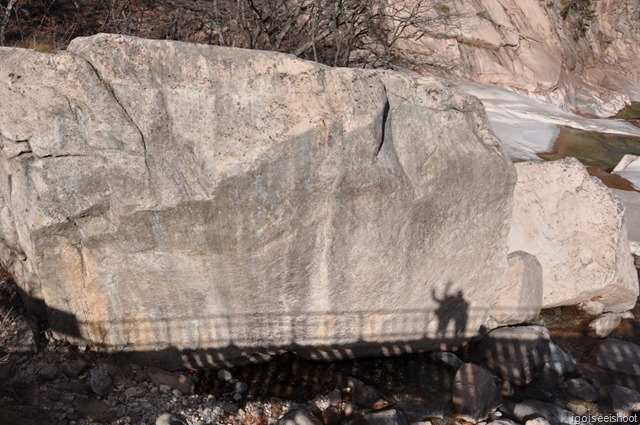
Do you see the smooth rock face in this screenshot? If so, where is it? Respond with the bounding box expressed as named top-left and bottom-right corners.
top-left (490, 251), bottom-right (543, 325)
top-left (0, 34), bottom-right (516, 366)
top-left (509, 158), bottom-right (639, 312)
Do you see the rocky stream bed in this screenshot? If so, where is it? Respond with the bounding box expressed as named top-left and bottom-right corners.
top-left (1, 267), bottom-right (640, 425)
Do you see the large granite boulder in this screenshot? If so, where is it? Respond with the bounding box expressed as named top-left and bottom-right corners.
top-left (509, 158), bottom-right (639, 312)
top-left (0, 34), bottom-right (516, 367)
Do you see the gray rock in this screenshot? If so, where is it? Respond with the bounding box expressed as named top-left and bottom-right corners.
top-left (507, 400), bottom-right (574, 425)
top-left (524, 418), bottom-right (552, 425)
top-left (347, 376), bottom-right (392, 409)
top-left (579, 301), bottom-right (605, 316)
top-left (156, 412), bottom-right (188, 425)
top-left (430, 351), bottom-right (463, 370)
top-left (452, 363), bottom-right (502, 421)
top-left (276, 409), bottom-right (323, 425)
top-left (547, 343), bottom-right (578, 376)
top-left (36, 362), bottom-right (58, 381)
top-left (234, 381), bottom-right (248, 394)
top-left (217, 369), bottom-right (233, 382)
top-left (60, 359), bottom-right (89, 378)
top-left (487, 421), bottom-right (518, 425)
top-left (565, 378), bottom-right (598, 402)
top-left (89, 364), bottom-right (113, 397)
top-left (588, 313), bottom-right (622, 338)
top-left (0, 34), bottom-right (516, 365)
top-left (148, 368), bottom-right (193, 394)
top-left (605, 385), bottom-right (640, 417)
top-left (124, 386), bottom-right (146, 398)
top-left (478, 325), bottom-right (551, 385)
top-left (592, 339), bottom-right (640, 376)
top-left (356, 409), bottom-right (409, 425)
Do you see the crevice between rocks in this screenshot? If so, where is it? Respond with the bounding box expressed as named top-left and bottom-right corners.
top-left (375, 89), bottom-right (391, 159)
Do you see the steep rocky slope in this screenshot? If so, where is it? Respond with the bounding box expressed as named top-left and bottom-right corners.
top-left (395, 0), bottom-right (640, 117)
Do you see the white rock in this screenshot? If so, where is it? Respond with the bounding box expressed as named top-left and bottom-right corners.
top-left (588, 313), bottom-right (622, 338)
top-left (579, 301), bottom-right (606, 316)
top-left (490, 251), bottom-right (543, 325)
top-left (0, 34), bottom-right (517, 365)
top-left (509, 158), bottom-right (639, 312)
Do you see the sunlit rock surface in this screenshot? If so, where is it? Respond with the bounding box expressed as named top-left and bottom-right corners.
top-left (0, 34), bottom-right (517, 367)
top-left (509, 158), bottom-right (639, 312)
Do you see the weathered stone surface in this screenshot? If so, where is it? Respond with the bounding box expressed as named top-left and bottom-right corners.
top-left (478, 325), bottom-right (550, 386)
top-left (0, 34), bottom-right (516, 366)
top-left (490, 251), bottom-right (543, 325)
top-left (452, 363), bottom-right (502, 421)
top-left (509, 158), bottom-right (639, 312)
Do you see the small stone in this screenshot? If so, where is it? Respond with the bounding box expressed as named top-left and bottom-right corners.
top-left (347, 376), bottom-right (392, 410)
top-left (159, 384), bottom-right (171, 393)
top-left (524, 418), bottom-right (551, 425)
top-left (566, 378), bottom-right (598, 402)
top-left (125, 386), bottom-right (146, 398)
top-left (606, 385), bottom-right (640, 417)
top-left (359, 408), bottom-right (409, 425)
top-left (36, 362), bottom-right (58, 381)
top-left (172, 388), bottom-right (182, 397)
top-left (149, 368), bottom-right (194, 394)
top-left (580, 301), bottom-right (605, 316)
top-left (234, 381), bottom-right (249, 394)
top-left (90, 364), bottom-right (114, 397)
top-left (547, 342), bottom-right (578, 376)
top-left (620, 311), bottom-right (636, 320)
top-left (276, 409), bottom-right (323, 425)
top-left (589, 313), bottom-right (622, 338)
top-left (430, 351), bottom-right (463, 370)
top-left (60, 358), bottom-right (89, 378)
top-left (233, 392), bottom-right (243, 401)
top-left (508, 400), bottom-right (574, 425)
top-left (156, 412), bottom-right (186, 425)
top-left (217, 369), bottom-right (233, 381)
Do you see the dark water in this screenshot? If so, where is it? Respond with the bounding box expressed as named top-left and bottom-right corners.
top-left (615, 102), bottom-right (640, 121)
top-left (538, 126), bottom-right (640, 172)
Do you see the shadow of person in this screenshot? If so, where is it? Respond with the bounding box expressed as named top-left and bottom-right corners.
top-left (432, 283), bottom-right (469, 341)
